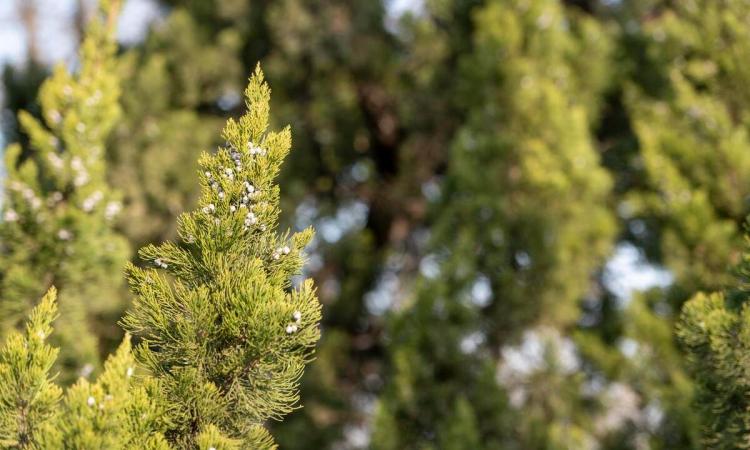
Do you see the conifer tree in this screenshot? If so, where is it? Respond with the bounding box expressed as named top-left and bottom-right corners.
top-left (121, 66), bottom-right (321, 448)
top-left (0, 288), bottom-right (61, 448)
top-left (613, 0), bottom-right (750, 304)
top-left (677, 236), bottom-right (750, 449)
top-left (0, 0), bottom-right (129, 382)
top-left (576, 1), bottom-right (750, 447)
top-left (0, 288), bottom-right (169, 448)
top-left (103, 2), bottom-right (410, 445)
top-left (373, 0), bottom-right (616, 448)
top-left (49, 335), bottom-right (169, 449)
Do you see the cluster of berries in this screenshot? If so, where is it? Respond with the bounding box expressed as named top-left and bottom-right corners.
top-left (286, 310), bottom-right (302, 334)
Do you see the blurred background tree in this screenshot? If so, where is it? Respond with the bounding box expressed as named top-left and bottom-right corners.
top-left (372, 1), bottom-right (616, 448)
top-left (574, 1), bottom-right (750, 448)
top-left (0, 0), bottom-right (129, 384)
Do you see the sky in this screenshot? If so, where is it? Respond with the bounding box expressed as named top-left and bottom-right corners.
top-left (0, 0), bottom-right (162, 68)
top-left (0, 0), bottom-right (424, 67)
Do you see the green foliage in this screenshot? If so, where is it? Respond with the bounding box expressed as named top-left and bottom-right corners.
top-left (373, 279), bottom-right (516, 450)
top-left (0, 287), bottom-right (167, 449)
top-left (1, 62), bottom-right (48, 152)
top-left (577, 1), bottom-right (750, 447)
top-left (677, 240), bottom-right (750, 449)
top-left (0, 60), bottom-right (320, 448)
top-left (108, 8), bottom-right (242, 248)
top-left (122, 66), bottom-right (321, 447)
top-left (0, 288), bottom-right (61, 449)
top-left (448, 0), bottom-right (615, 341)
top-left (621, 0), bottom-right (750, 294)
top-left (0, 0), bottom-right (129, 381)
top-left (49, 336), bottom-right (169, 449)
top-left (8, 0), bottom-right (750, 448)
top-left (373, 1), bottom-right (616, 448)
top-left (626, 72), bottom-right (749, 292)
top-left (436, 397), bottom-right (482, 450)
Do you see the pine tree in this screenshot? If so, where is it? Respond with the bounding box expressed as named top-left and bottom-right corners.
top-left (121, 66), bottom-right (322, 448)
top-left (1, 62), bottom-right (48, 155)
top-left (610, 0), bottom-right (750, 305)
top-left (0, 0), bottom-right (129, 382)
top-left (372, 279), bottom-right (517, 449)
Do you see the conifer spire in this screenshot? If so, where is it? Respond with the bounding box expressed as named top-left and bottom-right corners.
top-left (122, 65), bottom-right (321, 448)
top-left (0, 288), bottom-right (61, 449)
top-left (0, 0), bottom-right (129, 382)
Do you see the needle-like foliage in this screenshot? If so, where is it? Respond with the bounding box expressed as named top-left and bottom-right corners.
top-left (48, 336), bottom-right (170, 449)
top-left (0, 287), bottom-right (169, 449)
top-left (678, 236), bottom-right (750, 450)
top-left (122, 66), bottom-right (322, 448)
top-left (0, 288), bottom-right (61, 449)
